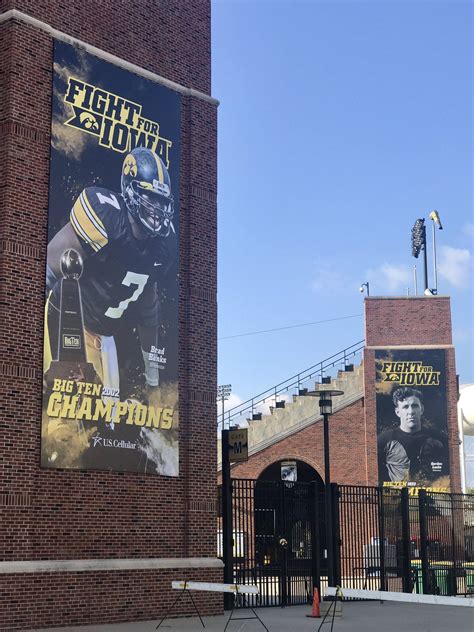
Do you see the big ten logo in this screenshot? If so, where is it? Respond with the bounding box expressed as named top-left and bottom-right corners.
top-left (63, 334), bottom-right (81, 348)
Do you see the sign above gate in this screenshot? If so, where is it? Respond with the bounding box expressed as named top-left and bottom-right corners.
top-left (228, 428), bottom-right (248, 462)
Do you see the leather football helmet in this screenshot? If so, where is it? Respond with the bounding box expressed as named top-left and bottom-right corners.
top-left (121, 147), bottom-right (174, 237)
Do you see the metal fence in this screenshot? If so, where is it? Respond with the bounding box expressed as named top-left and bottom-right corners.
top-left (218, 481), bottom-right (474, 608)
top-left (335, 485), bottom-right (474, 597)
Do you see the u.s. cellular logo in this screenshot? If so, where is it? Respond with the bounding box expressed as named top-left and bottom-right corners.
top-left (92, 434), bottom-right (137, 450)
top-left (63, 334), bottom-right (81, 349)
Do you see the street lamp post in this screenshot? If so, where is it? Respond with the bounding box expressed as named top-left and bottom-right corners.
top-left (304, 388), bottom-right (344, 589)
top-left (429, 210), bottom-right (443, 294)
top-left (217, 384), bottom-right (232, 608)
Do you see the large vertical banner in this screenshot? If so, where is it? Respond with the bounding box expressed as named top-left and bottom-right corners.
top-left (375, 349), bottom-right (450, 492)
top-left (41, 41), bottom-right (180, 475)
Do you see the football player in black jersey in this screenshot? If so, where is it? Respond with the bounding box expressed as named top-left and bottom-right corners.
top-left (44, 147), bottom-right (177, 405)
top-left (377, 387), bottom-right (448, 486)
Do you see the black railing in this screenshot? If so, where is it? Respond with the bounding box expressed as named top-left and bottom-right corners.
top-left (218, 340), bottom-right (365, 429)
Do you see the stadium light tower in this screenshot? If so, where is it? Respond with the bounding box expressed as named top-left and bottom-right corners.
top-left (218, 384), bottom-right (232, 429)
top-left (411, 219), bottom-right (430, 294)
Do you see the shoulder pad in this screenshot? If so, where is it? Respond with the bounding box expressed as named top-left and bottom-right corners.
top-left (70, 187), bottom-right (123, 252)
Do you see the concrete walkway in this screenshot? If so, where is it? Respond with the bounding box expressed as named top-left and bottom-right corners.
top-left (36, 600), bottom-right (474, 632)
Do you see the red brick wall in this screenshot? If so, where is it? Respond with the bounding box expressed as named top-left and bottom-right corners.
top-left (365, 296), bottom-right (453, 346)
top-left (0, 0), bottom-right (211, 94)
top-left (0, 2), bottom-right (218, 629)
top-left (229, 400), bottom-right (369, 486)
top-left (0, 568), bottom-right (222, 631)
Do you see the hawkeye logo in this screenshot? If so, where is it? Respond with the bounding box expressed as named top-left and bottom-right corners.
top-left (63, 77), bottom-right (172, 163)
top-left (381, 361), bottom-right (440, 386)
top-left (123, 155), bottom-right (138, 177)
top-left (79, 111), bottom-right (100, 132)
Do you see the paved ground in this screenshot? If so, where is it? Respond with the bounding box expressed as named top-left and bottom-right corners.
top-left (36, 600), bottom-right (474, 632)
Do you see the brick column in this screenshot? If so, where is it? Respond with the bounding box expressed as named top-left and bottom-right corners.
top-left (363, 296), bottom-right (460, 492)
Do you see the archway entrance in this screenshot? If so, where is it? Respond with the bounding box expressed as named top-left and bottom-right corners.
top-left (258, 459), bottom-right (324, 485)
top-left (256, 459), bottom-right (326, 605)
top-left (228, 460), bottom-right (325, 608)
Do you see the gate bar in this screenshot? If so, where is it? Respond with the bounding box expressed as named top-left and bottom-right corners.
top-left (400, 487), bottom-right (412, 593)
top-left (418, 490), bottom-right (431, 595)
top-left (325, 587), bottom-right (474, 607)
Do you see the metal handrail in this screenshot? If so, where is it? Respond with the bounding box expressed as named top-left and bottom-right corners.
top-left (218, 339), bottom-right (365, 429)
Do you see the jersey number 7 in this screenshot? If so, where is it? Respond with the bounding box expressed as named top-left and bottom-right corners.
top-left (105, 271), bottom-right (149, 319)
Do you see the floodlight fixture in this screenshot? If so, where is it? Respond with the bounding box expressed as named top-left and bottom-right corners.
top-left (218, 384), bottom-right (232, 400)
top-left (218, 384), bottom-right (232, 429)
top-left (411, 218), bottom-right (430, 292)
top-left (411, 218), bottom-right (425, 259)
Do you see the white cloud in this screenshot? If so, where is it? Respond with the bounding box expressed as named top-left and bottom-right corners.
top-left (438, 246), bottom-right (472, 288)
top-left (253, 392), bottom-right (292, 415)
top-left (366, 263), bottom-right (412, 294)
top-left (217, 392), bottom-right (245, 431)
top-left (216, 392), bottom-right (244, 415)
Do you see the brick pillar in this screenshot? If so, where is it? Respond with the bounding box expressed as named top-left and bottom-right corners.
top-left (363, 296), bottom-right (460, 492)
top-left (0, 2), bottom-right (220, 628)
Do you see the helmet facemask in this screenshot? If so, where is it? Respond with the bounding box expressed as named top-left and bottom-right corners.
top-left (125, 180), bottom-right (174, 238)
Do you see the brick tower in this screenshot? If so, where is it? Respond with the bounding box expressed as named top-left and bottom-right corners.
top-left (0, 3), bottom-right (220, 629)
top-left (364, 296), bottom-right (460, 492)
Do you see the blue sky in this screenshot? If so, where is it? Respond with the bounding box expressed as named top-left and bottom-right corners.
top-left (212, 0), bottom-right (473, 410)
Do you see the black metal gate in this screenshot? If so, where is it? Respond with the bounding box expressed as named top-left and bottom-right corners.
top-left (219, 479), bottom-right (322, 607)
top-left (219, 480), bottom-right (473, 606)
top-left (334, 485), bottom-right (474, 597)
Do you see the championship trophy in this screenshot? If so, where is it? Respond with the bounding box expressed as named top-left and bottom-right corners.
top-left (45, 248), bottom-right (99, 386)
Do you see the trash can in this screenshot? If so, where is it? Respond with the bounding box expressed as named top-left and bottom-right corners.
top-left (431, 564), bottom-right (457, 596)
top-left (414, 569), bottom-right (423, 593)
top-left (411, 562), bottom-right (422, 593)
top-left (411, 563), bottom-right (439, 594)
top-left (433, 568), bottom-right (448, 595)
top-left (466, 566), bottom-right (474, 595)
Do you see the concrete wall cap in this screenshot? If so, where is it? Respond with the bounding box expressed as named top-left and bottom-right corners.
top-left (0, 557), bottom-right (224, 574)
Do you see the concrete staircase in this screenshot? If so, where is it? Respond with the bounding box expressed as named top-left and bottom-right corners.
top-left (217, 363), bottom-right (364, 469)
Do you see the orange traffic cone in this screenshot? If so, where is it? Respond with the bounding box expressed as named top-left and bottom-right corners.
top-left (306, 588), bottom-right (321, 618)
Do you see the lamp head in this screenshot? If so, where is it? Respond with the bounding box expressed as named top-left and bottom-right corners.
top-left (429, 210), bottom-right (443, 230)
top-left (303, 389), bottom-right (344, 416)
